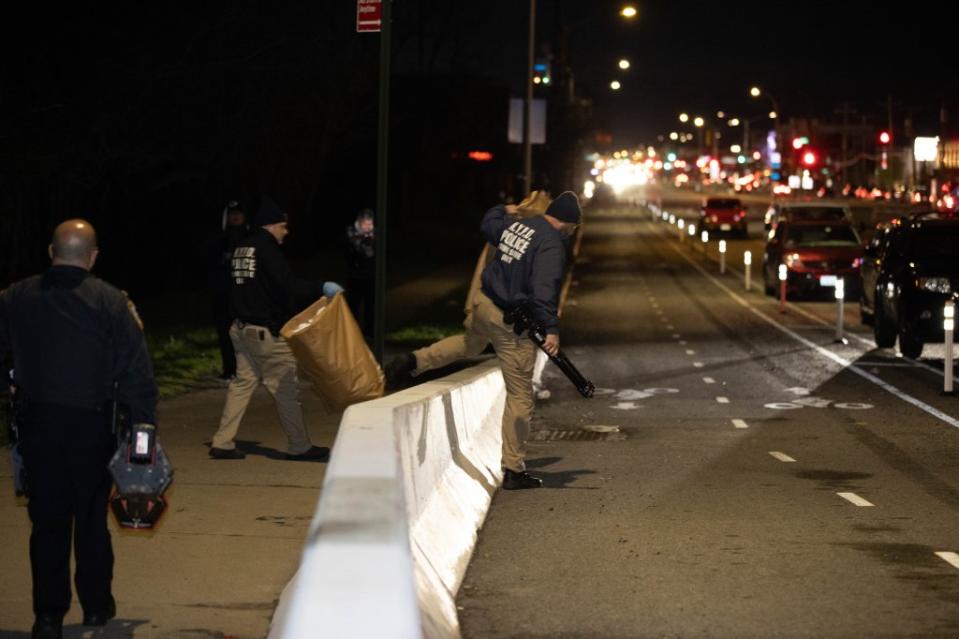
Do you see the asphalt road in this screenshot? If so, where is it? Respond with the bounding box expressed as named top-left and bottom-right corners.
top-left (457, 200), bottom-right (959, 638)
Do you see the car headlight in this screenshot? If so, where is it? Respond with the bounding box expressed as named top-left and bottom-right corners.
top-left (918, 277), bottom-right (952, 294)
top-left (785, 253), bottom-right (803, 268)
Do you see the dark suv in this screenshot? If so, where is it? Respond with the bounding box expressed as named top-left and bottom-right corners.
top-left (860, 212), bottom-right (959, 358)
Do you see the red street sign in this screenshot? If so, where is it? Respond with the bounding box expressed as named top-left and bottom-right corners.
top-left (357, 0), bottom-right (382, 32)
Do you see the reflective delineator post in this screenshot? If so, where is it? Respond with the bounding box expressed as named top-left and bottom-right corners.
top-left (678, 218), bottom-right (686, 241)
top-left (688, 223), bottom-right (696, 244)
top-left (669, 214), bottom-right (676, 225)
top-left (778, 264), bottom-right (787, 313)
top-left (834, 277), bottom-right (847, 344)
top-left (719, 240), bottom-right (727, 274)
top-left (744, 250), bottom-right (752, 291)
top-left (701, 230), bottom-right (709, 265)
top-left (945, 300), bottom-right (955, 395)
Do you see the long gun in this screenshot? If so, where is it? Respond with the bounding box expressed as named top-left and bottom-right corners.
top-left (503, 306), bottom-right (595, 398)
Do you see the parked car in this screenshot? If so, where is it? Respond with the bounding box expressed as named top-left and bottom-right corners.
top-left (701, 197), bottom-right (747, 237)
top-left (861, 212), bottom-right (959, 359)
top-left (858, 219), bottom-right (896, 325)
top-left (763, 218), bottom-right (863, 299)
top-left (763, 202), bottom-right (852, 231)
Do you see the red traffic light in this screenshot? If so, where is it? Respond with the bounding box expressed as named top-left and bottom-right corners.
top-left (802, 150), bottom-right (817, 166)
top-left (878, 131), bottom-right (892, 145)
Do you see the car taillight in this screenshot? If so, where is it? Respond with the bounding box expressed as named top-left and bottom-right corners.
top-left (851, 257), bottom-right (864, 269)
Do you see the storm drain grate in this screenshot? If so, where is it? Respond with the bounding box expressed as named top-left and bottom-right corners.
top-left (530, 429), bottom-right (626, 442)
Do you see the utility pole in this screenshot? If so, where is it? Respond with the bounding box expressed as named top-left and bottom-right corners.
top-left (523, 0), bottom-right (536, 196)
top-left (373, 0), bottom-right (392, 363)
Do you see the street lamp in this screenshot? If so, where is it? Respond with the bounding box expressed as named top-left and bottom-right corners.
top-left (610, 80), bottom-right (622, 91)
top-left (618, 59), bottom-right (630, 70)
top-left (750, 86), bottom-right (761, 98)
top-left (679, 113), bottom-right (689, 123)
top-left (620, 5), bottom-right (638, 18)
top-left (693, 117), bottom-right (705, 128)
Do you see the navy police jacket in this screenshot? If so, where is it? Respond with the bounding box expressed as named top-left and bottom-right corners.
top-left (480, 205), bottom-right (566, 335)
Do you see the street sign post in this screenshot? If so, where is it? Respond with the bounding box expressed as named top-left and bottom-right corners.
top-left (357, 0), bottom-right (382, 32)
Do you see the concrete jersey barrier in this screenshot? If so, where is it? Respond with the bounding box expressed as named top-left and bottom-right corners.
top-left (269, 360), bottom-right (506, 639)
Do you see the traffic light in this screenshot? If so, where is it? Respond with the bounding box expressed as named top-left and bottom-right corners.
top-left (879, 131), bottom-right (892, 145)
top-left (802, 150), bottom-right (817, 167)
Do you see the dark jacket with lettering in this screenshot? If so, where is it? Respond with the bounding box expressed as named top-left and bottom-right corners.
top-left (230, 228), bottom-right (323, 334)
top-left (480, 205), bottom-right (566, 335)
top-left (0, 266), bottom-right (158, 423)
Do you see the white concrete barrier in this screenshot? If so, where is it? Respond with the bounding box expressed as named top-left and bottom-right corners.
top-left (269, 360), bottom-right (506, 639)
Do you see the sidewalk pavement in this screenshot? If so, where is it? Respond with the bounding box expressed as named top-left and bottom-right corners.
top-left (0, 262), bottom-right (478, 638)
top-left (0, 384), bottom-right (340, 639)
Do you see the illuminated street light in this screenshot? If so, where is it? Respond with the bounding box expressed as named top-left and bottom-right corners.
top-left (618, 59), bottom-right (631, 70)
top-left (750, 86), bottom-right (761, 97)
top-left (669, 132), bottom-right (679, 141)
top-left (693, 117), bottom-right (705, 128)
top-left (769, 111), bottom-right (778, 119)
top-left (728, 118), bottom-right (741, 127)
top-left (620, 5), bottom-right (638, 18)
top-left (679, 113), bottom-right (689, 123)
top-left (730, 144), bottom-right (742, 153)
top-left (717, 111), bottom-right (726, 119)
top-left (610, 80), bottom-right (622, 90)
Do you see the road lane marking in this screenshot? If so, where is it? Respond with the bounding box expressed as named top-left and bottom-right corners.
top-left (612, 402), bottom-right (640, 410)
top-left (660, 228), bottom-right (959, 431)
top-left (725, 261), bottom-right (946, 378)
top-left (679, 340), bottom-right (688, 345)
top-left (732, 419), bottom-right (749, 429)
top-left (703, 377), bottom-right (716, 384)
top-left (693, 362), bottom-right (704, 368)
top-left (837, 492), bottom-right (875, 507)
top-left (769, 451), bottom-right (796, 463)
top-left (672, 334), bottom-right (681, 339)
top-left (717, 397), bottom-right (730, 404)
top-left (935, 552), bottom-right (959, 570)
top-left (685, 349), bottom-right (696, 355)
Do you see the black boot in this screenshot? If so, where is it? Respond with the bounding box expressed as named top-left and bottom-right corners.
top-left (502, 469), bottom-right (543, 490)
top-left (385, 353), bottom-right (417, 391)
top-left (31, 614), bottom-right (63, 639)
top-left (83, 596), bottom-right (116, 626)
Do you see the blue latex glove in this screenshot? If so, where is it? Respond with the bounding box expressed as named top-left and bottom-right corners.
top-left (323, 281), bottom-right (345, 298)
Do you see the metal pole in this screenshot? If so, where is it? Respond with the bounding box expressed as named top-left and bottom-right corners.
top-left (523, 0), bottom-right (536, 195)
top-left (701, 230), bottom-right (708, 265)
top-left (834, 278), bottom-right (846, 343)
top-left (678, 218), bottom-right (685, 241)
top-left (779, 264), bottom-right (787, 313)
top-left (744, 250), bottom-right (752, 291)
top-left (373, 0), bottom-right (392, 364)
top-left (945, 300), bottom-right (955, 395)
top-left (719, 240), bottom-right (726, 274)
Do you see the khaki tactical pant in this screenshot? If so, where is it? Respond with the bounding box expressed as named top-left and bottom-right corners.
top-left (413, 291), bottom-right (537, 472)
top-left (211, 323), bottom-right (312, 455)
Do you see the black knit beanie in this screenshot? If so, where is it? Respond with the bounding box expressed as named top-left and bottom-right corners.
top-left (545, 191), bottom-right (582, 224)
top-left (256, 194), bottom-right (288, 226)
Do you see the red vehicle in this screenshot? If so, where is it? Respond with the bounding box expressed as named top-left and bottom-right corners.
top-left (701, 197), bottom-right (747, 237)
top-left (763, 219), bottom-right (864, 299)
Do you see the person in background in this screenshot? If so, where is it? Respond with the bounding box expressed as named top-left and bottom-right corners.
top-left (345, 209), bottom-right (376, 339)
top-left (209, 200), bottom-right (249, 380)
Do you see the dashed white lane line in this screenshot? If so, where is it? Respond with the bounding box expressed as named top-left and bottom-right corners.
top-left (703, 377), bottom-right (716, 384)
top-left (685, 349), bottom-right (696, 355)
top-left (769, 451), bottom-right (796, 463)
top-left (716, 396), bottom-right (730, 404)
top-left (732, 419), bottom-right (749, 429)
top-left (671, 333), bottom-right (681, 339)
top-left (667, 325), bottom-right (675, 330)
top-left (693, 362), bottom-right (704, 368)
top-left (935, 552), bottom-right (959, 570)
top-left (679, 340), bottom-right (688, 345)
top-left (837, 492), bottom-right (875, 507)
top-left (660, 227), bottom-right (959, 431)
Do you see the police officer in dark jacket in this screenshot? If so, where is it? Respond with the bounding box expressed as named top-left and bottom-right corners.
top-left (209, 195), bottom-right (339, 461)
top-left (208, 200), bottom-right (249, 379)
top-left (345, 209), bottom-right (376, 339)
top-left (0, 219), bottom-right (157, 639)
top-left (386, 192), bottom-right (582, 489)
